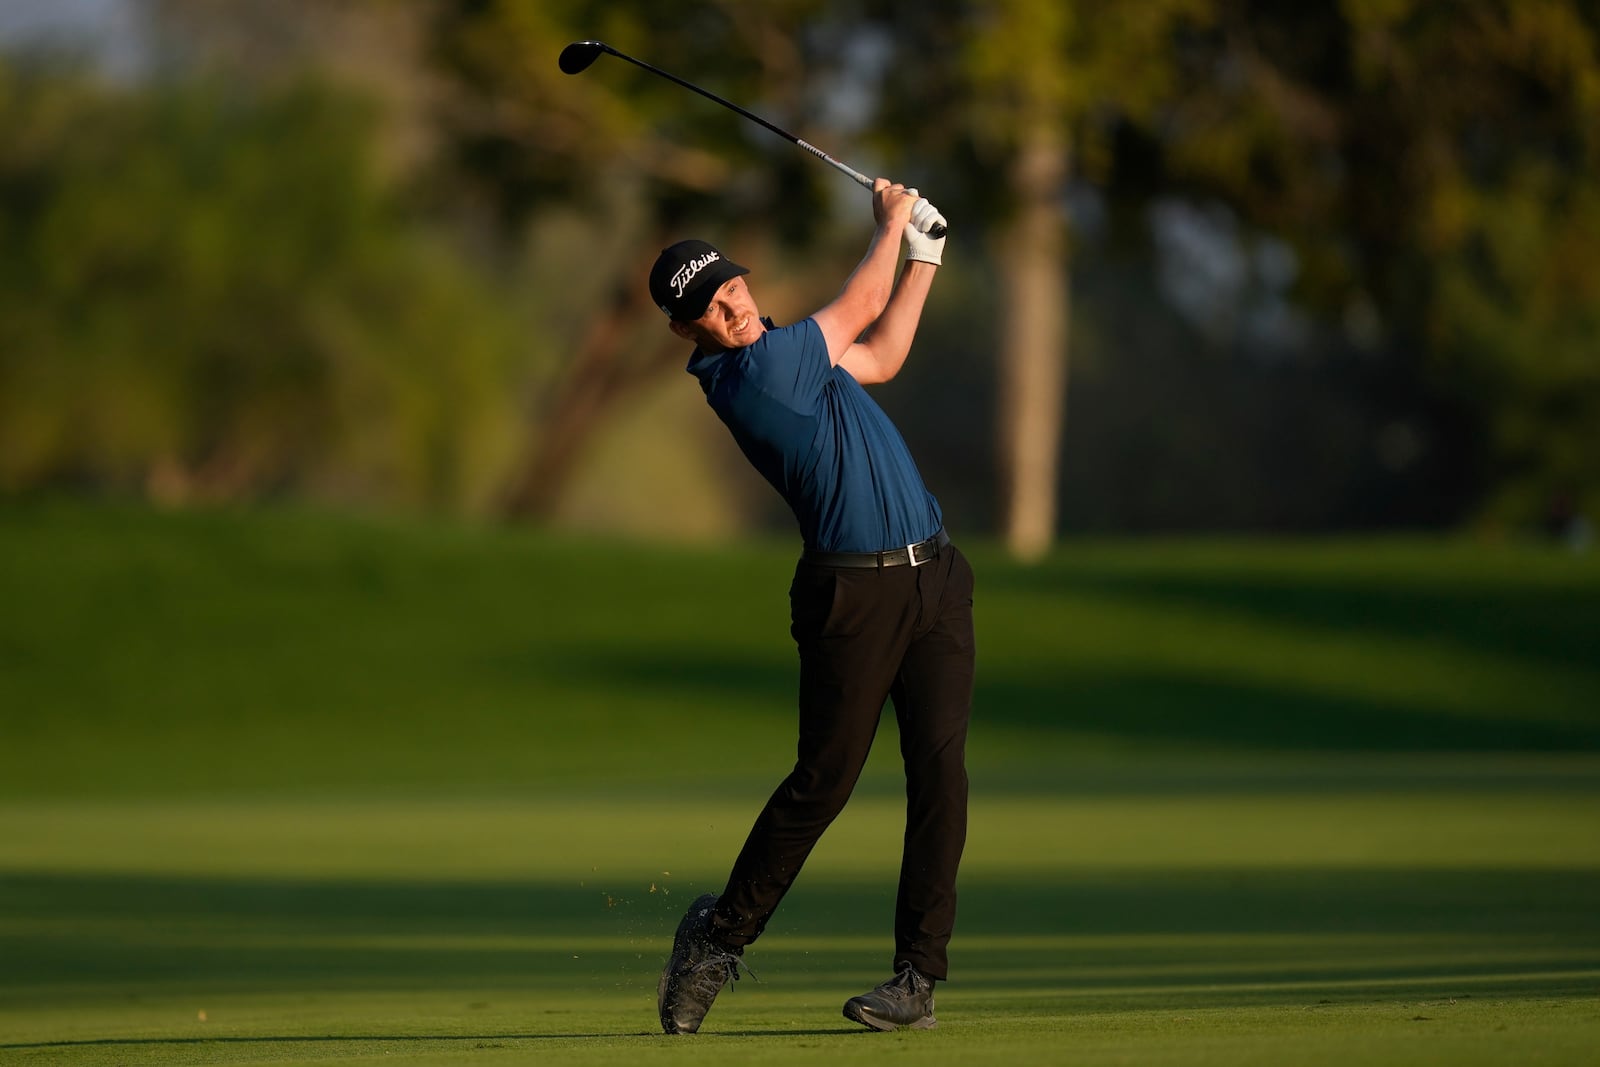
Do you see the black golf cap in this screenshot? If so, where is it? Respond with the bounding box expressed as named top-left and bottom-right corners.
top-left (649, 239), bottom-right (749, 321)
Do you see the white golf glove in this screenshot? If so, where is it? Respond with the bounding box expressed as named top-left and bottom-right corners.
top-left (904, 192), bottom-right (947, 266)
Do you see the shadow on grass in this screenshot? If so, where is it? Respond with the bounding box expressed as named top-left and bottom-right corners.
top-left (4, 867), bottom-right (1597, 1001)
top-left (530, 551), bottom-right (1600, 754)
top-left (975, 671), bottom-right (1600, 751)
top-left (981, 562), bottom-right (1600, 676)
top-left (0, 1034), bottom-right (645, 1052)
top-left (547, 651), bottom-right (1600, 752)
top-left (0, 1028), bottom-right (867, 1052)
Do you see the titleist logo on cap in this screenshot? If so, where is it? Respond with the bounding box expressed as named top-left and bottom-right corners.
top-left (670, 252), bottom-right (720, 298)
top-left (649, 239), bottom-right (747, 319)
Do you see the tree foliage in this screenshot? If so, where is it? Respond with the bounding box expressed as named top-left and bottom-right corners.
top-left (423, 0), bottom-right (887, 517)
top-left (1158, 0), bottom-right (1600, 527)
top-left (0, 60), bottom-right (524, 511)
top-left (0, 0), bottom-right (1594, 536)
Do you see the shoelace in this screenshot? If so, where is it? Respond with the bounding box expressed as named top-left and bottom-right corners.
top-left (875, 967), bottom-right (926, 1001)
top-left (683, 949), bottom-right (757, 1004)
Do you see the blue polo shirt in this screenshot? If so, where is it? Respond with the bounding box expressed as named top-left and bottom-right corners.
top-left (686, 317), bottom-right (943, 553)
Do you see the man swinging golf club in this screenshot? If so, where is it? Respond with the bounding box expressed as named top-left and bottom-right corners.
top-left (650, 179), bottom-right (975, 1034)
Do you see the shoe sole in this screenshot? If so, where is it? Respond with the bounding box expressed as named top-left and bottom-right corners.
top-left (657, 969), bottom-right (685, 1034)
top-left (842, 1001), bottom-right (937, 1032)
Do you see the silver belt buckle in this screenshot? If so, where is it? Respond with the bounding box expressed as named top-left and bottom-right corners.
top-left (907, 539), bottom-right (926, 567)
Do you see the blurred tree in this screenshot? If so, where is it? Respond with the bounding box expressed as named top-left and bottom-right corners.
top-left (0, 60), bottom-right (523, 511)
top-left (878, 0), bottom-right (1600, 541)
top-left (868, 0), bottom-right (1211, 558)
top-left (145, 0), bottom-right (440, 179)
top-left (7, 0), bottom-right (1595, 539)
top-left (423, 0), bottom-right (861, 519)
top-left (1157, 0), bottom-right (1600, 531)
top-left (969, 0), bottom-right (1210, 559)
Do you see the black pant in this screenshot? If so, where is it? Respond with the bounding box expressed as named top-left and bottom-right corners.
top-left (710, 542), bottom-right (976, 980)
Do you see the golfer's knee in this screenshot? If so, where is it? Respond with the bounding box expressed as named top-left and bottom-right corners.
top-left (783, 763), bottom-right (860, 817)
top-left (905, 754), bottom-right (967, 800)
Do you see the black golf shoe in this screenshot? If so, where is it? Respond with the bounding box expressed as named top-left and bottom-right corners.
top-left (842, 962), bottom-right (937, 1031)
top-left (657, 893), bottom-right (745, 1034)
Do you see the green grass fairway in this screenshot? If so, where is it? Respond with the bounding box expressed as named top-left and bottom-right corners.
top-left (2, 501), bottom-right (1598, 1064)
top-left (4, 788), bottom-right (1598, 1066)
top-left (2, 789), bottom-right (1597, 1065)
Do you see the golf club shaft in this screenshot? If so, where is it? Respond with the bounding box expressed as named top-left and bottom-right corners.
top-left (598, 45), bottom-right (869, 186)
top-left (593, 43), bottom-right (944, 238)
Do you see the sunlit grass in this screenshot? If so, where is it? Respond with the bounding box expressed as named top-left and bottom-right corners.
top-left (3, 500), bottom-right (1597, 797)
top-left (2, 791), bottom-right (1597, 1064)
top-left (1, 500), bottom-right (1597, 1064)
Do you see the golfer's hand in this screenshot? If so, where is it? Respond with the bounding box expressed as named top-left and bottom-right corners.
top-left (871, 178), bottom-right (919, 233)
top-left (904, 193), bottom-right (947, 265)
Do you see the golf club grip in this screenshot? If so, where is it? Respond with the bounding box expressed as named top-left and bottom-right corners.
top-left (928, 222), bottom-right (947, 239)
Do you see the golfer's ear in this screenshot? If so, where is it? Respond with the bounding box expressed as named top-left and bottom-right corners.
top-left (669, 320), bottom-right (696, 342)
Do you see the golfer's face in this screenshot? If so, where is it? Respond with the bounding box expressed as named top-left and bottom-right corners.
top-left (690, 276), bottom-right (764, 351)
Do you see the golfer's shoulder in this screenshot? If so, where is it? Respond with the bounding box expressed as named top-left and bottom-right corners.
top-left (759, 316), bottom-right (817, 346)
top-left (744, 318), bottom-right (822, 366)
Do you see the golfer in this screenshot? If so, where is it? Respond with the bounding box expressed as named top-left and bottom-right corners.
top-left (649, 179), bottom-right (975, 1034)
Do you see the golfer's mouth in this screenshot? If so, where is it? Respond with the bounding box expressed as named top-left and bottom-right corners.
top-left (730, 315), bottom-right (751, 336)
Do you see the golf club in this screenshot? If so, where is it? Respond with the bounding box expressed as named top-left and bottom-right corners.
top-left (558, 39), bottom-right (946, 239)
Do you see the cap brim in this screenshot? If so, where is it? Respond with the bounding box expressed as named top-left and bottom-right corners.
top-left (672, 260), bottom-right (750, 321)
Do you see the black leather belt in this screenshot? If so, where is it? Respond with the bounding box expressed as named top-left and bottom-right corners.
top-left (802, 529), bottom-right (950, 569)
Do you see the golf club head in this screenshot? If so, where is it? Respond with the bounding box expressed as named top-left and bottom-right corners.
top-left (558, 40), bottom-right (607, 75)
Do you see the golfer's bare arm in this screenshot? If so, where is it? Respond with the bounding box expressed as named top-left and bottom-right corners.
top-left (836, 262), bottom-right (935, 385)
top-left (812, 179), bottom-right (919, 375)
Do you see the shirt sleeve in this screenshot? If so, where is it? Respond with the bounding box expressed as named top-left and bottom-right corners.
top-left (743, 318), bottom-right (831, 412)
